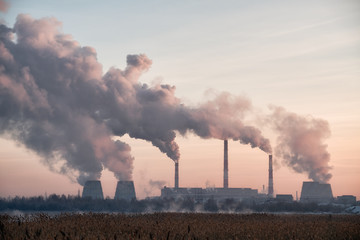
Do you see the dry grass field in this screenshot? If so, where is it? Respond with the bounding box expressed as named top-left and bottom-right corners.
top-left (1, 213), bottom-right (360, 240)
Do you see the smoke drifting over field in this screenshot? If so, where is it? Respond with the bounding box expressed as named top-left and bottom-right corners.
top-left (0, 15), bottom-right (332, 184)
top-left (270, 107), bottom-right (332, 183)
top-left (0, 0), bottom-right (9, 13)
top-left (0, 15), bottom-right (271, 185)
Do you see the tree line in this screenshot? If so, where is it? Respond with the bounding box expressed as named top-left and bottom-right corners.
top-left (1, 195), bottom-right (356, 213)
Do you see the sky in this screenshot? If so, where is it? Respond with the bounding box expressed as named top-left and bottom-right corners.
top-left (0, 0), bottom-right (359, 200)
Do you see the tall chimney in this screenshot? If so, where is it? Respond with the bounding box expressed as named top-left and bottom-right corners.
top-left (175, 160), bottom-right (179, 189)
top-left (268, 155), bottom-right (274, 197)
top-left (224, 140), bottom-right (228, 188)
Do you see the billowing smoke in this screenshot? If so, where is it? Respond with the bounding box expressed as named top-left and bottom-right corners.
top-left (187, 93), bottom-right (272, 153)
top-left (270, 106), bottom-right (332, 183)
top-left (0, 15), bottom-right (135, 185)
top-left (0, 0), bottom-right (9, 13)
top-left (149, 180), bottom-right (167, 189)
top-left (143, 179), bottom-right (167, 197)
top-left (0, 15), bottom-right (271, 185)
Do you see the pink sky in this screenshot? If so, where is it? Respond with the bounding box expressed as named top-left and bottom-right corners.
top-left (0, 0), bottom-right (359, 200)
top-left (1, 133), bottom-right (359, 200)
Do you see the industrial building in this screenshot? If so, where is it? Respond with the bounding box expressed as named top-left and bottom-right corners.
top-left (82, 180), bottom-right (104, 200)
top-left (161, 187), bottom-right (259, 201)
top-left (80, 141), bottom-right (337, 204)
top-left (161, 140), bottom-right (273, 201)
top-left (275, 194), bottom-right (294, 202)
top-left (300, 181), bottom-right (333, 203)
top-left (336, 195), bottom-right (356, 205)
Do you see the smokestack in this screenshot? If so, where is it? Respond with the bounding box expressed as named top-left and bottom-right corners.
top-left (224, 140), bottom-right (228, 188)
top-left (175, 160), bottom-right (179, 188)
top-left (268, 155), bottom-right (274, 197)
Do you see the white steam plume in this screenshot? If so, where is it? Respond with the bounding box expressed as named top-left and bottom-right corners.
top-left (0, 15), bottom-right (271, 185)
top-left (270, 106), bottom-right (332, 182)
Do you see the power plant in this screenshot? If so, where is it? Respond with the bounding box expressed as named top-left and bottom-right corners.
top-left (80, 140), bottom-right (338, 204)
top-left (161, 140), bottom-right (271, 201)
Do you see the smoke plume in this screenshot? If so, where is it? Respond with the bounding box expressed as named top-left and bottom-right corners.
top-left (149, 180), bottom-right (167, 189)
top-left (0, 15), bottom-right (271, 185)
top-left (0, 15), bottom-right (134, 185)
top-left (270, 106), bottom-right (332, 183)
top-left (0, 0), bottom-right (9, 13)
top-left (143, 179), bottom-right (167, 197)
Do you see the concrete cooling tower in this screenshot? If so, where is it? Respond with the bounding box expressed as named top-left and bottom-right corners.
top-left (114, 181), bottom-right (136, 201)
top-left (82, 180), bottom-right (104, 200)
top-left (300, 181), bottom-right (333, 203)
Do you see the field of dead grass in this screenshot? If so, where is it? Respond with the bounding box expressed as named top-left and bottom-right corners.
top-left (1, 212), bottom-right (360, 239)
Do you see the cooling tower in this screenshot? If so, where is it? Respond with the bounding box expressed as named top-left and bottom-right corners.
top-left (300, 181), bottom-right (333, 203)
top-left (175, 160), bottom-right (179, 188)
top-left (114, 181), bottom-right (136, 200)
top-left (224, 140), bottom-right (228, 189)
top-left (268, 155), bottom-right (274, 197)
top-left (82, 180), bottom-right (104, 200)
